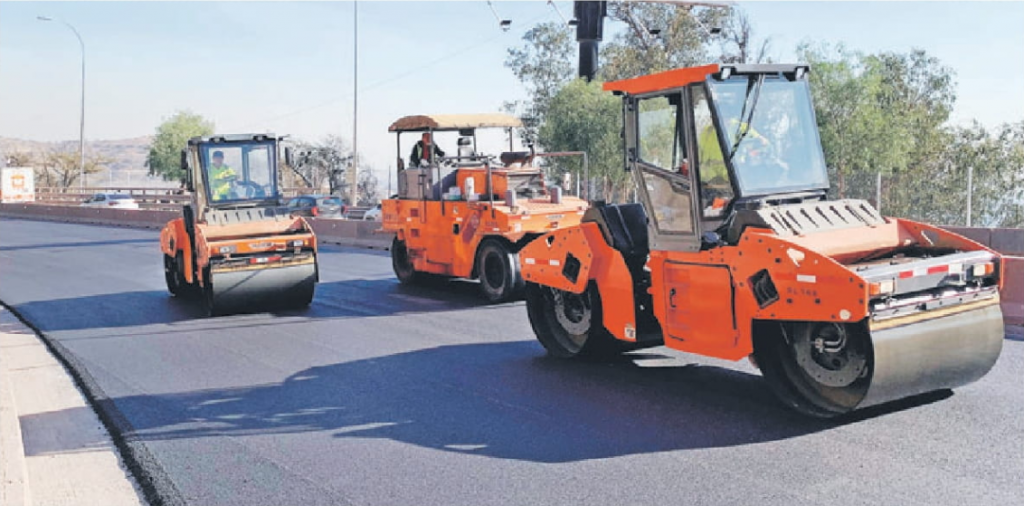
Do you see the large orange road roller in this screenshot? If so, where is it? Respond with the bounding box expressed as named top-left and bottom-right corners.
top-left (161, 134), bottom-right (318, 316)
top-left (518, 64), bottom-right (1005, 417)
top-left (381, 114), bottom-right (589, 302)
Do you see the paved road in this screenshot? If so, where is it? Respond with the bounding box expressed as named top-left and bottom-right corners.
top-left (1, 218), bottom-right (1022, 506)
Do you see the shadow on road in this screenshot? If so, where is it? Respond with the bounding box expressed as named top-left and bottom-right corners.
top-left (9, 276), bottom-right (501, 333)
top-left (21, 341), bottom-right (953, 462)
top-left (0, 238), bottom-right (155, 252)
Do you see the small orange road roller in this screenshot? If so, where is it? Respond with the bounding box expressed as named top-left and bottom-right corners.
top-left (381, 114), bottom-right (589, 302)
top-left (160, 134), bottom-right (318, 316)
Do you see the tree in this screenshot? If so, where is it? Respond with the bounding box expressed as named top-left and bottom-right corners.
top-left (357, 168), bottom-right (380, 205)
top-left (4, 151), bottom-right (35, 167)
top-left (937, 121), bottom-right (1024, 227)
top-left (503, 21), bottom-right (577, 140)
top-left (600, 2), bottom-right (727, 81)
top-left (717, 9), bottom-right (772, 64)
top-left (799, 44), bottom-right (956, 209)
top-left (147, 111), bottom-right (214, 183)
top-left (539, 79), bottom-right (625, 202)
top-left (35, 144), bottom-right (109, 189)
top-left (290, 135), bottom-right (351, 197)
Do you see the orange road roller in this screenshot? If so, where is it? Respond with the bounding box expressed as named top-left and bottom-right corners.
top-left (160, 134), bottom-right (318, 316)
top-left (381, 114), bottom-right (590, 302)
top-left (518, 64), bottom-right (1005, 417)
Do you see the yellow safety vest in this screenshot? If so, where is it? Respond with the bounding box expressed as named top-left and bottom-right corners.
top-left (209, 164), bottom-right (236, 200)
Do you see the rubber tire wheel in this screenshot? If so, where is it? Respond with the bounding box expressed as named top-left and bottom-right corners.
top-left (391, 237), bottom-right (421, 284)
top-left (164, 254), bottom-right (182, 296)
top-left (475, 238), bottom-right (523, 303)
top-left (525, 282), bottom-right (633, 359)
top-left (754, 322), bottom-right (871, 418)
top-left (165, 252), bottom-right (196, 298)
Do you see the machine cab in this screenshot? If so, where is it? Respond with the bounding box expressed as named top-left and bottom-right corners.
top-left (185, 134), bottom-right (284, 218)
top-left (606, 64), bottom-right (829, 252)
top-left (388, 114), bottom-right (548, 202)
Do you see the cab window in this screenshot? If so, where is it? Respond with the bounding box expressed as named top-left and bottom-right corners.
top-left (692, 84), bottom-right (735, 219)
top-left (636, 94), bottom-right (694, 235)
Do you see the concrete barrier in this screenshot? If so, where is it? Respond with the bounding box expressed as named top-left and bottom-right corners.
top-left (0, 203), bottom-right (175, 230)
top-left (0, 203), bottom-right (393, 250)
top-left (944, 226), bottom-right (1024, 257)
top-left (307, 218), bottom-right (393, 250)
top-left (1001, 256), bottom-right (1024, 326)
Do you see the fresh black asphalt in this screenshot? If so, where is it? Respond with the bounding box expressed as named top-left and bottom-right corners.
top-left (1, 218), bottom-right (1021, 506)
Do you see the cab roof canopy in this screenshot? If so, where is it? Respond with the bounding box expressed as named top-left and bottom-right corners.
top-left (388, 113), bottom-right (522, 133)
top-left (603, 63), bottom-right (808, 96)
top-left (188, 133), bottom-right (281, 145)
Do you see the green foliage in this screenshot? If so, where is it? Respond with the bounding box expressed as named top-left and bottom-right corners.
top-left (802, 43), bottom-right (1023, 227)
top-left (146, 111), bottom-right (214, 183)
top-left (503, 21), bottom-right (576, 138)
top-left (538, 79), bottom-right (625, 201)
top-left (942, 121), bottom-right (1024, 227)
top-left (600, 3), bottom-right (721, 81)
top-left (508, 8), bottom-right (1023, 224)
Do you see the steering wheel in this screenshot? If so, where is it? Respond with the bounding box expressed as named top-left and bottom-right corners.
top-left (231, 180), bottom-right (266, 199)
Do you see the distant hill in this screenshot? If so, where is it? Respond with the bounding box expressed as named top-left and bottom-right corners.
top-left (0, 136), bottom-right (175, 187)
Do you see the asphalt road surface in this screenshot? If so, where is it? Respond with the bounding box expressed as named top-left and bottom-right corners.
top-left (1, 218), bottom-right (1021, 506)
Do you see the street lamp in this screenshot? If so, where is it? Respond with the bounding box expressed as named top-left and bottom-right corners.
top-left (37, 15), bottom-right (86, 190)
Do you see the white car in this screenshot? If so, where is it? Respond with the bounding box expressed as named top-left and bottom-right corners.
top-left (81, 193), bottom-right (140, 209)
top-left (363, 203), bottom-right (382, 221)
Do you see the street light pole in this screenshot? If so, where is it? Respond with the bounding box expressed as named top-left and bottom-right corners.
top-left (350, 1), bottom-right (359, 207)
top-left (38, 16), bottom-right (86, 190)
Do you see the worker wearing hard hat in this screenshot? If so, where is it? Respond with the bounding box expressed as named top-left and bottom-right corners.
top-left (208, 150), bottom-right (237, 201)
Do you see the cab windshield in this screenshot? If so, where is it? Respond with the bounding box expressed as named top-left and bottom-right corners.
top-left (708, 76), bottom-right (828, 196)
top-left (201, 141), bottom-right (279, 203)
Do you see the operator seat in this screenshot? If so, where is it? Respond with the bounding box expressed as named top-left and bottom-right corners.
top-left (582, 203), bottom-right (650, 273)
top-left (457, 137), bottom-right (475, 159)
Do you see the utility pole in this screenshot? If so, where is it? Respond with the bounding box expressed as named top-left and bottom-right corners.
top-left (350, 1), bottom-right (360, 207)
top-left (966, 165), bottom-right (974, 227)
top-left (875, 172), bottom-right (882, 213)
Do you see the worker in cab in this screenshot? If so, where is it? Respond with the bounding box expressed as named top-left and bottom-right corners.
top-left (208, 150), bottom-right (237, 201)
top-left (410, 133), bottom-right (446, 167)
top-left (698, 119), bottom-right (771, 184)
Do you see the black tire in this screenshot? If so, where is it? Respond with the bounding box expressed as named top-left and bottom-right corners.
top-left (525, 282), bottom-right (632, 359)
top-left (164, 254), bottom-right (180, 296)
top-left (754, 321), bottom-right (872, 418)
top-left (164, 252), bottom-right (196, 298)
top-left (475, 238), bottom-right (523, 303)
top-left (391, 237), bottom-right (421, 284)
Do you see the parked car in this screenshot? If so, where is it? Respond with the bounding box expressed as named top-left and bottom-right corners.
top-left (286, 195), bottom-right (345, 219)
top-left (81, 193), bottom-right (140, 209)
top-left (363, 203), bottom-right (382, 221)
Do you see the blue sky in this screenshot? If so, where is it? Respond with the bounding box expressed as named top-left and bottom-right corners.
top-left (2, 1), bottom-right (1022, 179)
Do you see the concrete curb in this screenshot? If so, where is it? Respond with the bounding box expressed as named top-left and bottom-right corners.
top-left (0, 303), bottom-right (181, 506)
top-left (0, 307), bottom-right (147, 506)
top-left (0, 337), bottom-right (30, 506)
